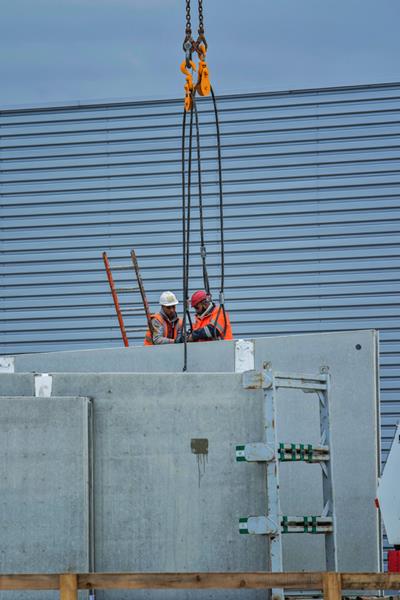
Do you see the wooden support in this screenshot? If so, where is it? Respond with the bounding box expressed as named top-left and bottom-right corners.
top-left (0, 575), bottom-right (59, 590)
top-left (323, 572), bottom-right (342, 600)
top-left (0, 572), bottom-right (400, 593)
top-left (341, 572), bottom-right (400, 589)
top-left (79, 572), bottom-right (323, 590)
top-left (60, 574), bottom-right (78, 600)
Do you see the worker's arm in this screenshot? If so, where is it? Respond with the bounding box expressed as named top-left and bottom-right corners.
top-left (151, 318), bottom-right (174, 344)
top-left (190, 323), bottom-right (222, 342)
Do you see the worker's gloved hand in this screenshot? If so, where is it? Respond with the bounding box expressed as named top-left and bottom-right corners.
top-left (174, 335), bottom-right (184, 344)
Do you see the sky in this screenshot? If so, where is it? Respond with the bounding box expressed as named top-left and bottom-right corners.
top-left (1, 0), bottom-right (400, 108)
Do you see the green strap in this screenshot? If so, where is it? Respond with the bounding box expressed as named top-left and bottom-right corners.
top-left (282, 515), bottom-right (288, 533)
top-left (303, 516), bottom-right (309, 533)
top-left (279, 443), bottom-right (285, 461)
top-left (312, 515), bottom-right (317, 534)
top-left (300, 443), bottom-right (305, 461)
top-left (307, 444), bottom-right (313, 463)
top-left (291, 443), bottom-right (296, 461)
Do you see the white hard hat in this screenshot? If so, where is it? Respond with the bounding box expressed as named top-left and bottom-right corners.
top-left (159, 291), bottom-right (179, 307)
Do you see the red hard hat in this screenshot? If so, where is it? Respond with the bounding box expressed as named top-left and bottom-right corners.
top-left (191, 290), bottom-right (208, 308)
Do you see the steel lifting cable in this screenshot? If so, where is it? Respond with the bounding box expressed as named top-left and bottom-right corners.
top-left (193, 95), bottom-right (210, 297)
top-left (181, 106), bottom-right (194, 370)
top-left (181, 0), bottom-right (227, 366)
top-left (209, 85), bottom-right (227, 338)
top-left (181, 107), bottom-right (188, 369)
top-left (182, 90), bottom-right (226, 349)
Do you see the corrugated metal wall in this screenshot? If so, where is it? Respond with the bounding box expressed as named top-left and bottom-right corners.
top-left (1, 82), bottom-right (399, 457)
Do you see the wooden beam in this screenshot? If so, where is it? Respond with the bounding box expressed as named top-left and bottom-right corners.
top-left (60, 574), bottom-right (78, 600)
top-left (2, 572), bottom-right (400, 592)
top-left (0, 575), bottom-right (59, 590)
top-left (342, 573), bottom-right (400, 589)
top-left (78, 572), bottom-right (323, 590)
top-left (323, 573), bottom-right (342, 600)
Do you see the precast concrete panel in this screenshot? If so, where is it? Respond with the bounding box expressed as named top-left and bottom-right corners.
top-left (9, 339), bottom-right (235, 374)
top-left (0, 396), bottom-right (91, 599)
top-left (51, 372), bottom-right (267, 600)
top-left (0, 373), bottom-right (34, 394)
top-left (0, 331), bottom-right (380, 595)
top-left (4, 330), bottom-right (375, 376)
top-left (253, 329), bottom-right (381, 572)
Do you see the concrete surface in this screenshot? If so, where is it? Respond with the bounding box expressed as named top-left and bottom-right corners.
top-left (0, 331), bottom-right (381, 599)
top-left (0, 396), bottom-right (91, 600)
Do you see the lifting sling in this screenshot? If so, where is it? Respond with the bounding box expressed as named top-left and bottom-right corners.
top-left (180, 0), bottom-right (227, 370)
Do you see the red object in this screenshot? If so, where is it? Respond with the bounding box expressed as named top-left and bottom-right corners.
top-left (103, 251), bottom-right (129, 347)
top-left (388, 550), bottom-right (400, 572)
top-left (191, 290), bottom-right (208, 308)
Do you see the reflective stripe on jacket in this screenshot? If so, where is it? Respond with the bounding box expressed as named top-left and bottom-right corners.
top-left (144, 312), bottom-right (182, 345)
top-left (192, 304), bottom-right (233, 341)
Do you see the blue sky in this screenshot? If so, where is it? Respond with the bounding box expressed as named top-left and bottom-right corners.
top-left (1, 0), bottom-right (399, 107)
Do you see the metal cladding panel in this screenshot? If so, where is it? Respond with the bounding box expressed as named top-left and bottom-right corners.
top-left (1, 82), bottom-right (400, 460)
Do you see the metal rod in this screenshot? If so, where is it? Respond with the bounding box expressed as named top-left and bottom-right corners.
top-left (130, 250), bottom-right (154, 343)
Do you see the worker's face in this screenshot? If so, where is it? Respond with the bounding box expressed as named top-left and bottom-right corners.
top-left (194, 300), bottom-right (209, 315)
top-left (162, 305), bottom-right (177, 319)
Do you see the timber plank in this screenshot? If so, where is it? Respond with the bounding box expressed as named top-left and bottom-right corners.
top-left (78, 572), bottom-right (324, 590)
top-left (0, 574), bottom-right (59, 590)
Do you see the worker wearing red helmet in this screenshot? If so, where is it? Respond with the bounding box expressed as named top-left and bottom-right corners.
top-left (188, 290), bottom-right (233, 342)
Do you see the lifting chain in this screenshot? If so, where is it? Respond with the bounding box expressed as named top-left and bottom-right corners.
top-left (181, 0), bottom-right (210, 111)
top-left (183, 0), bottom-right (195, 67)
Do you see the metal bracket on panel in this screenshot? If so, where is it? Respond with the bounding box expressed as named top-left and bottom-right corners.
top-left (236, 443), bottom-right (274, 462)
top-left (235, 339), bottom-right (255, 373)
top-left (240, 514), bottom-right (333, 535)
top-left (273, 371), bottom-right (328, 392)
top-left (281, 515), bottom-right (333, 534)
top-left (34, 373), bottom-right (53, 397)
top-left (242, 369), bottom-right (272, 390)
top-left (0, 356), bottom-right (15, 373)
top-left (239, 516), bottom-right (279, 535)
top-left (278, 443), bottom-right (329, 463)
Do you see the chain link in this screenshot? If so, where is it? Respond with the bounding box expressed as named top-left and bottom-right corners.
top-left (185, 0), bottom-right (192, 37)
top-left (183, 1), bottom-right (207, 63)
top-left (198, 0), bottom-right (204, 35)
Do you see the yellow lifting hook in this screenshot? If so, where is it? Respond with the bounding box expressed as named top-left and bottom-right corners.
top-left (195, 43), bottom-right (210, 97)
top-left (180, 59), bottom-right (196, 112)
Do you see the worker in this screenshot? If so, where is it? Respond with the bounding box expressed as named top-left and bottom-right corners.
top-left (188, 290), bottom-right (233, 342)
top-left (144, 291), bottom-right (183, 345)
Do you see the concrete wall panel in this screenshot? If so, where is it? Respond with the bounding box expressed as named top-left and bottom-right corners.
top-left (0, 396), bottom-right (91, 599)
top-left (9, 339), bottom-right (234, 374)
top-left (0, 332), bottom-right (380, 599)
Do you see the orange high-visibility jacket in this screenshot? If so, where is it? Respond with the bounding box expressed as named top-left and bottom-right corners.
top-left (192, 304), bottom-right (233, 341)
top-left (144, 312), bottom-right (183, 345)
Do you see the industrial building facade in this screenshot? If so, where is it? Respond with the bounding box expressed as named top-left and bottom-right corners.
top-left (1, 81), bottom-right (399, 458)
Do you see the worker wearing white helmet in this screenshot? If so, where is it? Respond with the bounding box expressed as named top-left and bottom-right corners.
top-left (144, 291), bottom-right (184, 345)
